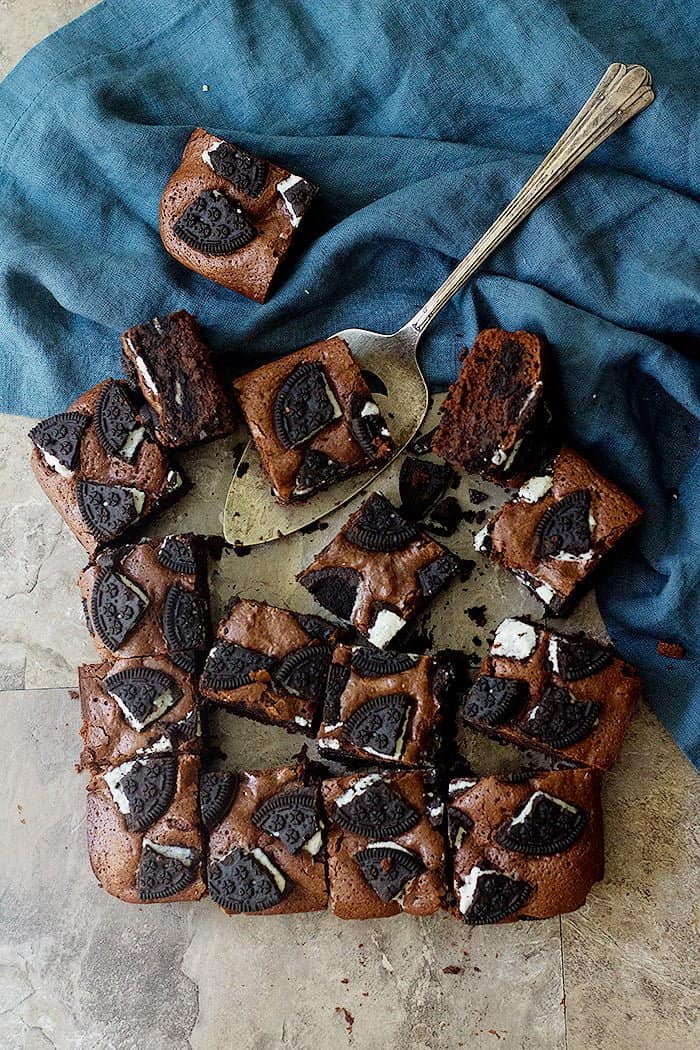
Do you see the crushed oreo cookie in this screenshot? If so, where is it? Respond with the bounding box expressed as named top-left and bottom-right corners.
top-left (333, 779), bottom-right (419, 839)
top-left (94, 381), bottom-right (143, 462)
top-left (275, 643), bottom-right (332, 703)
top-left (354, 844), bottom-right (423, 902)
top-left (417, 552), bottom-right (461, 599)
top-left (200, 771), bottom-right (239, 829)
top-left (298, 614), bottom-right (338, 642)
top-left (350, 648), bottom-right (419, 678)
top-left (207, 141), bottom-right (268, 197)
top-left (345, 494), bottom-right (417, 552)
top-left (274, 362), bottom-right (338, 449)
top-left (174, 190), bottom-right (257, 255)
top-left (301, 567), bottom-right (361, 622)
top-left (209, 848), bottom-right (285, 912)
top-left (252, 786), bottom-right (320, 854)
top-left (103, 666), bottom-right (182, 730)
top-left (495, 792), bottom-right (587, 855)
top-left (535, 490), bottom-right (592, 559)
top-left (460, 868), bottom-right (531, 925)
top-left (118, 756), bottom-right (177, 832)
top-left (137, 843), bottom-right (198, 900)
top-left (552, 635), bottom-right (613, 681)
top-left (90, 568), bottom-right (149, 649)
top-left (343, 693), bottom-right (412, 758)
top-left (157, 535), bottom-right (199, 575)
top-left (295, 450), bottom-right (343, 494)
top-left (29, 411), bottom-right (89, 472)
top-left (77, 480), bottom-right (143, 540)
top-left (423, 496), bottom-right (463, 537)
top-left (463, 675), bottom-right (529, 726)
top-left (201, 642), bottom-right (276, 691)
top-left (323, 663), bottom-right (351, 724)
top-left (521, 686), bottom-right (601, 748)
top-left (162, 586), bottom-right (208, 653)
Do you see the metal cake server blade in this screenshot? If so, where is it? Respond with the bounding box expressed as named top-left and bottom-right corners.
top-left (224, 63), bottom-right (654, 547)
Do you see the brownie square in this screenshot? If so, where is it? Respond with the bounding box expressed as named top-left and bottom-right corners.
top-left (86, 752), bottom-right (206, 903)
top-left (78, 534), bottom-right (210, 666)
top-left (232, 337), bottom-right (394, 503)
top-left (121, 310), bottom-right (234, 448)
top-left (462, 617), bottom-right (641, 769)
top-left (77, 654), bottom-right (201, 772)
top-left (160, 128), bottom-right (317, 303)
top-left (199, 598), bottom-right (341, 733)
top-left (298, 492), bottom-right (462, 648)
top-left (448, 769), bottom-right (604, 923)
top-left (432, 328), bottom-right (554, 483)
top-left (475, 447), bottom-right (643, 614)
top-left (205, 763), bottom-right (327, 916)
top-left (322, 770), bottom-right (446, 919)
top-left (317, 645), bottom-right (458, 767)
top-left (29, 379), bottom-right (183, 555)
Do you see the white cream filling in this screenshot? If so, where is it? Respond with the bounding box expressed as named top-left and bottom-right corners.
top-left (491, 619), bottom-right (537, 660)
top-left (142, 839), bottom-right (197, 865)
top-left (553, 550), bottom-right (594, 564)
top-left (201, 139), bottom-right (224, 168)
top-left (303, 828), bottom-right (324, 856)
top-left (121, 425), bottom-right (146, 461)
top-left (535, 582), bottom-right (556, 605)
top-left (174, 380), bottom-right (184, 406)
top-left (133, 353), bottom-right (158, 396)
top-left (474, 524), bottom-right (490, 552)
top-left (367, 609), bottom-right (406, 649)
top-left (104, 761), bottom-right (136, 814)
top-left (501, 437), bottom-right (524, 473)
top-left (518, 475), bottom-right (553, 503)
top-left (457, 865), bottom-right (498, 915)
top-left (360, 703), bottom-right (411, 760)
top-left (251, 848), bottom-right (286, 893)
top-left (517, 382), bottom-right (542, 419)
top-left (318, 737), bottom-right (340, 750)
top-left (165, 470), bottom-right (182, 493)
top-left (453, 826), bottom-right (466, 849)
top-left (293, 715), bottom-right (311, 728)
top-left (119, 573), bottom-right (149, 606)
top-left (40, 448), bottom-right (74, 478)
top-left (449, 778), bottom-right (477, 796)
top-left (548, 636), bottom-right (561, 673)
top-left (335, 773), bottom-right (383, 809)
top-left (276, 173), bottom-right (306, 226)
top-left (491, 447), bottom-right (508, 466)
top-left (108, 685), bottom-right (176, 731)
top-left (510, 790), bottom-right (578, 827)
top-left (136, 734), bottom-right (173, 756)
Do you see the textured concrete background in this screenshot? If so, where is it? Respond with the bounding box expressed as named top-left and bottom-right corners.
top-left (1, 4), bottom-right (699, 1050)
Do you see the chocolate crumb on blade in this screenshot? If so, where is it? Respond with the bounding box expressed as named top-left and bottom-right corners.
top-left (233, 338), bottom-right (393, 503)
top-left (432, 328), bottom-right (555, 484)
top-left (200, 597), bottom-right (343, 733)
top-left (448, 769), bottom-right (603, 921)
top-left (207, 764), bottom-right (327, 915)
top-left (159, 128), bottom-right (317, 302)
top-left (29, 380), bottom-right (184, 555)
top-left (121, 310), bottom-right (234, 449)
top-left (462, 617), bottom-right (641, 770)
top-left (322, 770), bottom-right (446, 919)
top-left (298, 492), bottom-right (461, 649)
top-left (474, 447), bottom-right (643, 615)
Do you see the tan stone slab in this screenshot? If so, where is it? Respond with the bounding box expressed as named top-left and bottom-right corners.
top-left (0, 0), bottom-right (98, 79)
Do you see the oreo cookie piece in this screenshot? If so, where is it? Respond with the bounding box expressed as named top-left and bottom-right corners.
top-left (343, 694), bottom-right (412, 759)
top-left (209, 847), bottom-right (286, 912)
top-left (274, 643), bottom-right (332, 703)
top-left (169, 649), bottom-right (197, 674)
top-left (333, 778), bottom-right (420, 839)
top-left (521, 685), bottom-right (601, 749)
top-left (103, 666), bottom-right (182, 731)
top-left (277, 175), bottom-right (317, 225)
top-left (106, 756), bottom-right (177, 832)
top-left (354, 844), bottom-right (423, 902)
top-left (137, 842), bottom-right (198, 900)
top-left (29, 411), bottom-right (89, 473)
top-left (206, 141), bottom-right (268, 197)
top-left (162, 586), bottom-right (208, 653)
top-left (350, 648), bottom-right (419, 678)
top-left (294, 450), bottom-right (343, 495)
top-left (459, 867), bottom-right (532, 925)
top-left (174, 190), bottom-right (257, 255)
top-left (323, 663), bottom-right (351, 725)
top-left (399, 457), bottom-right (455, 519)
top-left (273, 362), bottom-right (340, 449)
top-left (551, 635), bottom-right (613, 681)
top-left (345, 493), bottom-right (417, 552)
top-left (348, 393), bottom-right (390, 458)
top-left (252, 786), bottom-right (320, 854)
top-left (157, 535), bottom-right (199, 575)
top-left (423, 496), bottom-right (463, 538)
top-left (90, 569), bottom-right (149, 650)
top-left (447, 806), bottom-right (474, 846)
top-left (463, 676), bottom-right (529, 726)
top-left (298, 614), bottom-right (339, 642)
top-left (301, 567), bottom-right (361, 622)
top-left (417, 552), bottom-right (461, 599)
top-left (495, 791), bottom-right (588, 855)
top-left (535, 490), bottom-right (592, 559)
top-left (200, 771), bottom-right (239, 829)
top-left (77, 481), bottom-right (143, 541)
top-left (94, 381), bottom-right (144, 462)
top-left (201, 642), bottom-right (276, 691)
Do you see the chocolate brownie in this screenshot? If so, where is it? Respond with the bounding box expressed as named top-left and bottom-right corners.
top-left (200, 598), bottom-right (341, 733)
top-left (298, 492), bottom-right (462, 648)
top-left (78, 534), bottom-right (210, 666)
top-left (232, 338), bottom-right (394, 503)
top-left (206, 763), bottom-right (327, 915)
top-left (462, 617), bottom-right (641, 769)
top-left (121, 311), bottom-right (234, 448)
top-left (77, 654), bottom-right (201, 772)
top-left (317, 645), bottom-right (459, 767)
top-left (432, 329), bottom-right (554, 483)
top-left (160, 128), bottom-right (317, 302)
top-left (322, 769), bottom-right (446, 919)
top-left (29, 380), bottom-right (183, 555)
top-left (448, 769), bottom-right (603, 923)
top-left (86, 751), bottom-right (206, 903)
top-left (474, 448), bottom-right (643, 614)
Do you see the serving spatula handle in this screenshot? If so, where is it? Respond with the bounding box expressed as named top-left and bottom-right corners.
top-left (408, 62), bottom-right (654, 335)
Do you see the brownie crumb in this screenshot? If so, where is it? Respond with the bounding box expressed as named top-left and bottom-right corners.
top-left (469, 489), bottom-right (489, 504)
top-left (657, 640), bottom-right (685, 659)
top-left (443, 964), bottom-right (464, 975)
top-left (335, 1007), bottom-right (354, 1035)
top-left (467, 605), bottom-right (488, 627)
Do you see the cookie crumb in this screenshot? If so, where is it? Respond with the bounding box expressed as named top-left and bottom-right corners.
top-left (656, 640), bottom-right (685, 659)
top-left (442, 964), bottom-right (463, 975)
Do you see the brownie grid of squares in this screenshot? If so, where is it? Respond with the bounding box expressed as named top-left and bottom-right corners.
top-left (233, 337), bottom-right (394, 504)
top-left (462, 618), bottom-right (641, 770)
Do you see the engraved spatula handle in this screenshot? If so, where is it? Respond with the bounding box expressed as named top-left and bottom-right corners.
top-left (409, 63), bottom-right (654, 334)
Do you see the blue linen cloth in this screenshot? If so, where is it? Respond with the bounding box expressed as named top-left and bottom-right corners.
top-left (0, 0), bottom-right (698, 767)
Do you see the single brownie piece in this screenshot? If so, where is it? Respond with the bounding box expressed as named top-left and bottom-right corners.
top-left (78, 534), bottom-right (210, 667)
top-left (86, 751), bottom-right (206, 903)
top-left (448, 769), bottom-right (603, 923)
top-left (461, 617), bottom-right (641, 769)
top-left (322, 769), bottom-right (446, 919)
top-left (432, 329), bottom-right (553, 483)
top-left (317, 645), bottom-right (459, 767)
top-left (160, 128), bottom-right (317, 302)
top-left (29, 380), bottom-right (183, 555)
top-left (232, 337), bottom-right (394, 503)
top-left (77, 654), bottom-right (201, 772)
top-left (474, 448), bottom-right (643, 614)
top-left (205, 763), bottom-right (327, 916)
top-left (298, 492), bottom-right (462, 648)
top-left (199, 598), bottom-right (341, 733)
top-left (121, 310), bottom-right (234, 448)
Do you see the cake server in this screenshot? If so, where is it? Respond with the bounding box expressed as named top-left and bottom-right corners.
top-left (223, 62), bottom-right (653, 546)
